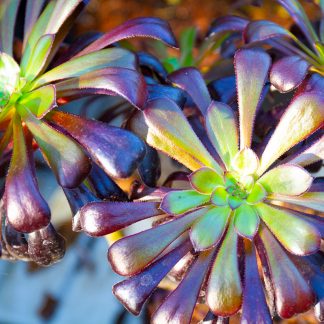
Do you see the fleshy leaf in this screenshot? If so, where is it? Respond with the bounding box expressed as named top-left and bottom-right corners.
top-left (211, 187), bottom-right (229, 207)
top-left (241, 240), bottom-right (272, 323)
top-left (270, 56), bottom-right (310, 93)
top-left (49, 111), bottom-right (146, 179)
top-left (113, 240), bottom-right (192, 316)
top-left (206, 101), bottom-right (239, 169)
top-left (256, 225), bottom-right (316, 318)
top-left (137, 52), bottom-right (168, 80)
top-left (0, 0), bottom-right (20, 56)
top-left (258, 92), bottom-right (324, 175)
top-left (21, 34), bottom-right (54, 81)
top-left (258, 164), bottom-right (312, 196)
top-left (108, 207), bottom-right (209, 276)
top-left (189, 167), bottom-right (224, 194)
top-left (77, 17), bottom-right (177, 57)
top-left (234, 49), bottom-right (271, 148)
top-left (30, 48), bottom-right (137, 89)
top-left (5, 114), bottom-right (50, 233)
top-left (246, 182), bottom-right (267, 204)
top-left (207, 15), bottom-right (249, 37)
top-left (256, 203), bottom-right (320, 255)
top-left (231, 148), bottom-right (259, 175)
top-left (207, 218), bottom-right (242, 316)
top-left (55, 67), bottom-right (147, 109)
top-left (152, 249), bottom-right (214, 324)
top-left (17, 85), bottom-right (56, 118)
top-left (168, 67), bottom-right (212, 115)
top-left (144, 98), bottom-right (222, 173)
top-left (244, 20), bottom-right (294, 44)
top-left (190, 206), bottom-right (231, 251)
top-left (160, 189), bottom-right (210, 215)
top-left (18, 108), bottom-right (91, 188)
top-left (80, 201), bottom-right (161, 236)
top-left (234, 203), bottom-right (259, 239)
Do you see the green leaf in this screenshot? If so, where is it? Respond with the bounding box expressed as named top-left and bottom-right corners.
top-left (258, 92), bottom-right (324, 175)
top-left (206, 218), bottom-right (242, 316)
top-left (17, 85), bottom-right (56, 118)
top-left (206, 101), bottom-right (238, 169)
top-left (0, 0), bottom-right (20, 56)
top-left (235, 49), bottom-right (271, 149)
top-left (234, 203), bottom-right (259, 239)
top-left (246, 182), bottom-right (267, 204)
top-left (189, 167), bottom-right (224, 194)
top-left (144, 98), bottom-right (222, 173)
top-left (190, 206), bottom-right (231, 251)
top-left (258, 164), bottom-right (313, 196)
top-left (231, 148), bottom-right (259, 175)
top-left (228, 195), bottom-right (243, 210)
top-left (21, 34), bottom-right (54, 81)
top-left (256, 203), bottom-right (320, 255)
top-left (30, 48), bottom-right (137, 90)
top-left (179, 27), bottom-right (197, 67)
top-left (211, 186), bottom-right (228, 206)
top-left (160, 190), bottom-right (210, 215)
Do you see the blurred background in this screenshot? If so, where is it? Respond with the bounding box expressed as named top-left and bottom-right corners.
top-left (0, 1), bottom-right (320, 323)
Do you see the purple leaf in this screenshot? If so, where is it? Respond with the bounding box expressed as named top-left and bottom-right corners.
top-left (80, 201), bottom-right (161, 236)
top-left (152, 249), bottom-right (214, 324)
top-left (138, 145), bottom-right (161, 187)
top-left (108, 207), bottom-right (209, 276)
top-left (113, 240), bottom-right (192, 315)
top-left (299, 73), bottom-right (324, 94)
top-left (5, 115), bottom-right (51, 233)
top-left (256, 225), bottom-right (316, 318)
top-left (55, 67), bottom-right (147, 109)
top-left (76, 17), bottom-right (177, 57)
top-left (270, 56), bottom-right (310, 93)
top-left (137, 52), bottom-right (168, 81)
top-left (207, 15), bottom-right (249, 38)
top-left (168, 67), bottom-right (212, 115)
top-left (241, 240), bottom-right (272, 323)
top-left (49, 111), bottom-right (146, 179)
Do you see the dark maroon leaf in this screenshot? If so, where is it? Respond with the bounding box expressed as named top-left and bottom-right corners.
top-left (207, 15), bottom-right (249, 38)
top-left (5, 115), bottom-right (51, 233)
top-left (138, 145), bottom-right (161, 187)
top-left (113, 240), bottom-right (192, 315)
top-left (76, 17), bottom-right (177, 57)
top-left (241, 240), bottom-right (272, 323)
top-left (270, 56), bottom-right (310, 93)
top-left (28, 224), bottom-right (66, 266)
top-left (298, 73), bottom-right (324, 94)
top-left (80, 201), bottom-right (161, 237)
top-left (168, 67), bottom-right (212, 114)
top-left (152, 249), bottom-right (214, 323)
top-left (49, 111), bottom-right (146, 179)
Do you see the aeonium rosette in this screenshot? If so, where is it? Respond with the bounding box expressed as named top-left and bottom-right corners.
top-left (0, 0), bottom-right (177, 265)
top-left (79, 47), bottom-right (324, 323)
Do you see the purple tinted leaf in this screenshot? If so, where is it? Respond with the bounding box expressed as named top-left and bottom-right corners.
top-left (0, 0), bottom-right (20, 56)
top-left (168, 67), bottom-right (212, 115)
top-left (152, 249), bottom-right (214, 324)
top-left (108, 207), bottom-right (209, 276)
top-left (5, 115), bottom-right (50, 233)
top-left (63, 184), bottom-right (99, 232)
top-left (87, 163), bottom-right (127, 200)
top-left (28, 223), bottom-right (66, 266)
top-left (207, 15), bottom-right (249, 38)
top-left (138, 145), bottom-right (161, 187)
top-left (55, 67), bottom-right (147, 109)
top-left (80, 201), bottom-right (161, 237)
top-left (241, 240), bottom-right (272, 323)
top-left (49, 111), bottom-right (146, 179)
top-left (299, 73), bottom-right (324, 94)
top-left (148, 84), bottom-right (186, 108)
top-left (113, 240), bottom-right (192, 315)
top-left (137, 52), bottom-right (168, 81)
top-left (19, 109), bottom-right (91, 188)
top-left (76, 17), bottom-right (177, 57)
top-left (256, 225), bottom-right (316, 319)
top-left (208, 76), bottom-right (236, 104)
top-left (270, 56), bottom-right (310, 93)
top-left (244, 20), bottom-right (294, 44)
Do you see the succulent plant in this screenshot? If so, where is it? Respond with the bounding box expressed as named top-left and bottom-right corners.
top-left (79, 48), bottom-right (324, 322)
top-left (0, 0), bottom-right (177, 265)
top-left (207, 0), bottom-right (324, 92)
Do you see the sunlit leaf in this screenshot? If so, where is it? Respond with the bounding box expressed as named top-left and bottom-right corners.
top-left (231, 148), bottom-right (259, 175)
top-left (234, 203), bottom-right (259, 239)
top-left (189, 167), bottom-right (224, 194)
